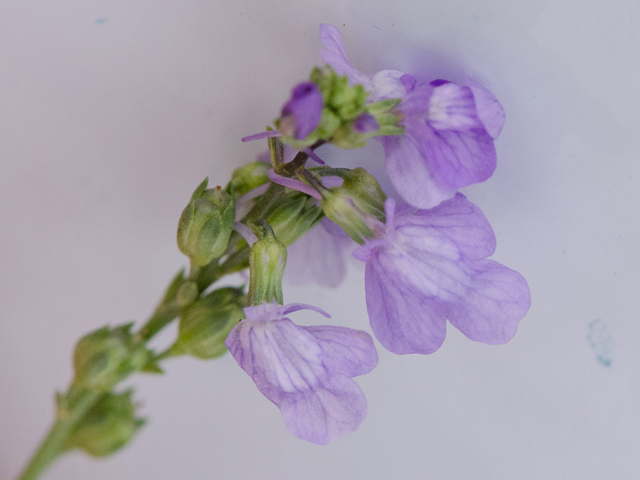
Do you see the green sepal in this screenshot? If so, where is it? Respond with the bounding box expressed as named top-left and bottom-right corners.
top-left (226, 162), bottom-right (270, 197)
top-left (177, 178), bottom-right (235, 267)
top-left (248, 222), bottom-right (287, 306)
top-left (319, 167), bottom-right (387, 244)
top-left (268, 193), bottom-right (324, 246)
top-left (173, 287), bottom-right (245, 359)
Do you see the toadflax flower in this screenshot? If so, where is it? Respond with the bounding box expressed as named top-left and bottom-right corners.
top-left (225, 302), bottom-right (378, 445)
top-left (318, 23), bottom-right (506, 209)
top-left (352, 193), bottom-right (530, 355)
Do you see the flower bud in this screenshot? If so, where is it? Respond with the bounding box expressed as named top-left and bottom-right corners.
top-left (267, 192), bottom-right (323, 246)
top-left (175, 287), bottom-right (245, 359)
top-left (248, 222), bottom-right (287, 306)
top-left (226, 161), bottom-right (270, 197)
top-left (65, 390), bottom-right (145, 457)
top-left (320, 168), bottom-right (386, 244)
top-left (177, 178), bottom-right (235, 267)
top-left (73, 324), bottom-right (150, 392)
top-left (279, 82), bottom-right (323, 140)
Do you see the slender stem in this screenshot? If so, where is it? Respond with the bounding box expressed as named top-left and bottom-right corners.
top-left (18, 389), bottom-right (102, 480)
top-left (137, 302), bottom-right (181, 342)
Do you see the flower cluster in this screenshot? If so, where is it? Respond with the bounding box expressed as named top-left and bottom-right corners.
top-left (227, 24), bottom-right (530, 445)
top-left (19, 24), bottom-right (533, 479)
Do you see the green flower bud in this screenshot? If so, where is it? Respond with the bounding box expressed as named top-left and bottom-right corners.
top-left (319, 168), bottom-right (386, 245)
top-left (65, 390), bottom-right (145, 457)
top-left (73, 324), bottom-right (150, 391)
top-left (174, 287), bottom-right (245, 359)
top-left (268, 192), bottom-right (323, 246)
top-left (248, 222), bottom-right (287, 306)
top-left (177, 178), bottom-right (235, 267)
top-left (226, 161), bottom-right (270, 197)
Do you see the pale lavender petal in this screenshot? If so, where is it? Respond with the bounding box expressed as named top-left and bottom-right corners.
top-left (280, 375), bottom-right (367, 445)
top-left (369, 69), bottom-right (408, 100)
top-left (364, 260), bottom-right (447, 354)
top-left (319, 24), bottom-right (369, 86)
top-left (283, 218), bottom-right (354, 288)
top-left (466, 77), bottom-right (506, 139)
top-left (303, 325), bottom-right (378, 376)
top-left (225, 309), bottom-right (370, 445)
top-left (406, 116), bottom-right (497, 192)
top-left (397, 193), bottom-right (496, 260)
top-left (267, 169), bottom-right (322, 200)
top-left (380, 134), bottom-right (457, 209)
top-left (427, 83), bottom-right (483, 132)
top-left (445, 260), bottom-right (531, 344)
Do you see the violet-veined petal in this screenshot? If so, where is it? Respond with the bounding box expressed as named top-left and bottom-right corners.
top-left (466, 77), bottom-right (506, 139)
top-left (284, 218), bottom-right (354, 288)
top-left (364, 261), bottom-right (447, 354)
top-left (319, 24), bottom-right (369, 86)
top-left (444, 259), bottom-right (531, 344)
top-left (380, 134), bottom-right (457, 209)
top-left (427, 83), bottom-right (483, 132)
top-left (303, 325), bottom-right (378, 377)
top-left (397, 193), bottom-right (496, 260)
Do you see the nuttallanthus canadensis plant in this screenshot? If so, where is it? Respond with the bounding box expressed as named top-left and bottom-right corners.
top-left (18, 23), bottom-right (530, 480)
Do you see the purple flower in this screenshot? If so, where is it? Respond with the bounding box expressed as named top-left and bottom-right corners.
top-left (280, 82), bottom-right (324, 139)
top-left (352, 194), bottom-right (530, 355)
top-left (318, 24), bottom-right (506, 210)
top-left (380, 77), bottom-right (505, 209)
top-left (225, 302), bottom-right (378, 445)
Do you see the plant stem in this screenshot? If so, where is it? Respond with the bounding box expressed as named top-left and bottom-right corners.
top-left (18, 389), bottom-right (102, 480)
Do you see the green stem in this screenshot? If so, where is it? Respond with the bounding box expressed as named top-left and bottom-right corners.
top-left (18, 389), bottom-right (102, 480)
top-left (137, 302), bottom-right (181, 342)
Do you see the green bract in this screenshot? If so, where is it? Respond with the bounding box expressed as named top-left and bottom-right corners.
top-left (177, 178), bottom-right (235, 267)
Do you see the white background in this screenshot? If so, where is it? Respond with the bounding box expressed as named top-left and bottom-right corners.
top-left (1, 1), bottom-right (639, 479)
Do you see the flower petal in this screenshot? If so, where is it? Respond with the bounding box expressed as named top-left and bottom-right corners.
top-left (427, 83), bottom-right (483, 132)
top-left (396, 193), bottom-right (496, 260)
top-left (406, 117), bottom-right (497, 193)
top-left (364, 259), bottom-right (447, 354)
top-left (380, 134), bottom-right (458, 209)
top-left (225, 307), bottom-right (372, 445)
top-left (369, 69), bottom-right (408, 100)
top-left (303, 325), bottom-right (378, 376)
top-left (444, 259), bottom-right (531, 344)
top-left (283, 218), bottom-right (354, 288)
top-left (319, 24), bottom-right (368, 86)
top-left (280, 375), bottom-right (367, 445)
top-left (466, 77), bottom-right (506, 139)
